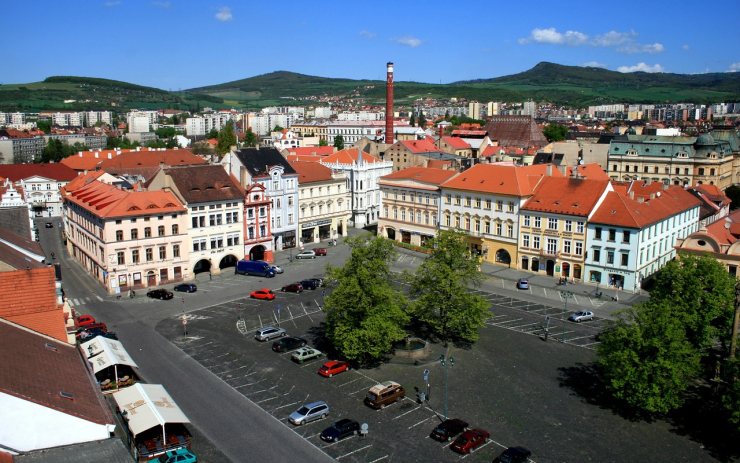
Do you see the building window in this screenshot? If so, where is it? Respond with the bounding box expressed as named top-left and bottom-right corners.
top-left (146, 248), bottom-right (153, 262)
top-left (248, 227), bottom-right (255, 239)
top-left (485, 199), bottom-right (492, 209)
top-left (533, 236), bottom-right (540, 249)
top-left (144, 227), bottom-right (151, 238)
top-left (211, 237), bottom-right (223, 249)
top-left (485, 221), bottom-right (491, 234)
top-left (534, 216), bottom-right (541, 228)
top-left (575, 241), bottom-right (583, 256)
top-left (131, 229), bottom-right (138, 240)
top-left (209, 214), bottom-right (223, 226)
top-left (607, 250), bottom-right (615, 264)
top-left (159, 246), bottom-right (166, 260)
top-left (592, 249), bottom-right (600, 262)
top-left (621, 252), bottom-right (629, 266)
top-left (523, 234), bottom-right (530, 248)
top-left (548, 218), bottom-right (558, 230)
top-left (608, 228), bottom-right (616, 241)
top-left (158, 225), bottom-right (165, 237)
top-left (577, 221), bottom-right (584, 233)
top-left (564, 220), bottom-right (572, 232)
top-left (623, 231), bottom-right (630, 243)
top-left (546, 238), bottom-right (557, 254)
top-left (496, 222), bottom-right (502, 235)
top-left (496, 200), bottom-right (503, 211)
top-left (523, 215), bottom-right (530, 227)
top-left (132, 249), bottom-right (140, 263)
top-left (117, 251), bottom-right (125, 265)
top-left (172, 224), bottom-right (179, 234)
top-left (595, 227), bottom-right (602, 239)
top-left (116, 230), bottom-right (123, 241)
top-left (173, 244), bottom-right (180, 258)
top-left (475, 197), bottom-right (481, 208)
top-left (563, 240), bottom-right (571, 254)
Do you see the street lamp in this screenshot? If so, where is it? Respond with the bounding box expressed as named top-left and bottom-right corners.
top-left (439, 353), bottom-right (455, 419)
top-left (560, 290), bottom-right (573, 343)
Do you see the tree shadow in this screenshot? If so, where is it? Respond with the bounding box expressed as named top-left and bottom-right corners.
top-left (558, 363), bottom-right (740, 461)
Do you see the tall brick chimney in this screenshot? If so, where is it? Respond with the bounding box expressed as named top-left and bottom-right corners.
top-left (385, 62), bottom-right (394, 144)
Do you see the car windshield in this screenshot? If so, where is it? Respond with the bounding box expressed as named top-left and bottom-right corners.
top-left (296, 406), bottom-right (310, 415)
top-left (366, 392), bottom-right (378, 401)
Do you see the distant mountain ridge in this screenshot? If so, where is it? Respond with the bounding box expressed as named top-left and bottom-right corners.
top-left (1, 62), bottom-right (738, 112)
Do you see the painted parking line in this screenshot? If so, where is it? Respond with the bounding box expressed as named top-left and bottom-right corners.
top-left (493, 318), bottom-right (524, 325)
top-left (338, 378), bottom-right (361, 388)
top-left (271, 400), bottom-right (302, 412)
top-left (408, 415), bottom-right (434, 429)
top-left (336, 444), bottom-right (372, 460)
top-left (391, 405), bottom-right (424, 420)
top-left (566, 334), bottom-right (598, 342)
top-left (367, 455), bottom-right (389, 463)
top-left (459, 439), bottom-right (493, 459)
top-left (509, 322), bottom-right (543, 330)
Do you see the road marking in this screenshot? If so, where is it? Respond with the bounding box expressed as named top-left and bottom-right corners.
top-left (367, 456), bottom-right (388, 463)
top-left (349, 386), bottom-right (368, 395)
top-left (408, 416), bottom-right (434, 429)
top-left (508, 322), bottom-right (542, 330)
top-left (255, 396), bottom-right (279, 404)
top-left (336, 444), bottom-right (372, 460)
top-left (566, 334), bottom-right (597, 341)
top-left (95, 295), bottom-right (103, 301)
top-left (392, 406), bottom-right (422, 420)
top-left (271, 400), bottom-right (300, 411)
top-left (338, 378), bottom-right (361, 388)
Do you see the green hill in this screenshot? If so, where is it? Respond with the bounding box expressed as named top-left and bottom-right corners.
top-left (1, 62), bottom-right (739, 112)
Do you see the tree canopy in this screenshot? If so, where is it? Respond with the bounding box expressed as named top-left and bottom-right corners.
top-left (542, 123), bottom-right (568, 142)
top-left (408, 229), bottom-right (489, 344)
top-left (38, 139), bottom-right (88, 163)
top-left (323, 236), bottom-right (410, 365)
top-left (243, 128), bottom-right (258, 148)
top-left (333, 135), bottom-right (345, 150)
top-left (216, 122), bottom-right (237, 155)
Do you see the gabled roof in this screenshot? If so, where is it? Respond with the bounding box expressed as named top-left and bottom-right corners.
top-left (479, 145), bottom-right (499, 158)
top-left (322, 148), bottom-right (382, 164)
top-left (65, 180), bottom-right (186, 218)
top-left (590, 181), bottom-right (703, 227)
top-left (98, 148), bottom-right (205, 171)
top-left (233, 147), bottom-right (297, 178)
top-left (451, 130), bottom-right (486, 137)
top-left (0, 227), bottom-right (45, 266)
top-left (380, 167), bottom-right (458, 186)
top-left (0, 319), bottom-right (113, 426)
top-left (399, 139), bottom-right (439, 154)
top-left (60, 149), bottom-right (125, 171)
top-left (441, 163), bottom-right (562, 196)
top-left (522, 177), bottom-right (611, 216)
top-left (287, 159), bottom-right (334, 184)
top-left (162, 165), bottom-right (244, 204)
top-left (0, 164), bottom-right (77, 182)
top-left (284, 146), bottom-right (334, 157)
top-left (482, 116), bottom-right (547, 148)
top-left (566, 163), bottom-right (610, 180)
top-left (441, 136), bottom-right (471, 150)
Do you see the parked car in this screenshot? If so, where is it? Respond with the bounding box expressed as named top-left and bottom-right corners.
top-left (318, 360), bottom-right (350, 378)
top-left (291, 346), bottom-right (323, 363)
top-left (281, 283), bottom-right (304, 293)
top-left (568, 310), bottom-right (594, 322)
top-left (364, 381), bottom-right (405, 409)
top-left (300, 278), bottom-right (322, 290)
top-left (250, 288), bottom-right (276, 300)
top-left (295, 250), bottom-right (316, 259)
top-left (429, 418), bottom-right (469, 442)
top-left (76, 314), bottom-right (96, 328)
top-left (45, 222), bottom-right (53, 228)
top-left (289, 400), bottom-right (329, 425)
top-left (320, 418), bottom-right (360, 442)
top-left (272, 336), bottom-right (307, 352)
top-left (157, 448), bottom-right (197, 463)
top-left (147, 289), bottom-right (174, 300)
top-left (314, 247), bottom-right (328, 256)
top-left (235, 259), bottom-right (275, 277)
top-left (516, 278), bottom-right (529, 290)
top-left (254, 326), bottom-right (287, 341)
top-left (270, 265), bottom-right (284, 274)
top-left (495, 446), bottom-right (532, 463)
top-left (78, 327), bottom-right (118, 341)
top-left (75, 322), bottom-right (108, 336)
top-left (450, 428), bottom-right (490, 454)
top-left (173, 283), bottom-right (197, 293)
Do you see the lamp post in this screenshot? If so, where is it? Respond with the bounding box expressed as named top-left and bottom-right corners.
top-left (560, 290), bottom-right (573, 342)
top-left (439, 353), bottom-right (455, 419)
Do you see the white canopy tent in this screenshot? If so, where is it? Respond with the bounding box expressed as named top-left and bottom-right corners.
top-left (80, 337), bottom-right (138, 390)
top-left (112, 383), bottom-right (190, 437)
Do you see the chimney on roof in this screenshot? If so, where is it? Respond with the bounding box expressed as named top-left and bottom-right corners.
top-left (558, 165), bottom-right (567, 176)
top-left (546, 164), bottom-right (553, 177)
top-left (94, 152), bottom-right (99, 158)
top-left (637, 196), bottom-right (645, 203)
top-left (629, 190), bottom-right (635, 199)
top-left (663, 183), bottom-right (669, 191)
top-left (649, 193), bottom-right (655, 200)
top-left (646, 178), bottom-right (652, 185)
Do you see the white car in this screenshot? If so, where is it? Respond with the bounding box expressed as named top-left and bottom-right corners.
top-left (295, 250), bottom-right (316, 259)
top-left (291, 347), bottom-right (323, 363)
top-left (270, 265), bottom-right (284, 274)
top-left (568, 311), bottom-right (594, 322)
top-left (255, 326), bottom-right (287, 341)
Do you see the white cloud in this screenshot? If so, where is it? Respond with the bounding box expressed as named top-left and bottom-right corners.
top-left (617, 62), bottom-right (664, 73)
top-left (395, 36), bottom-right (422, 48)
top-left (104, 0), bottom-right (120, 6)
top-left (582, 61), bottom-right (607, 68)
top-left (519, 28), bottom-right (663, 54)
top-left (215, 6), bottom-right (232, 22)
top-left (729, 62), bottom-right (740, 72)
top-left (682, 44), bottom-right (690, 51)
top-left (359, 30), bottom-right (376, 39)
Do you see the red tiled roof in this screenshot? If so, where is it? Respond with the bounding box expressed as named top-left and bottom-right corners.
top-left (566, 163), bottom-right (610, 180)
top-left (591, 181), bottom-right (703, 227)
top-left (451, 130), bottom-right (486, 137)
top-left (285, 146), bottom-right (334, 157)
top-left (442, 163), bottom-right (563, 196)
top-left (0, 163), bottom-right (77, 182)
top-left (65, 180), bottom-right (186, 219)
top-left (702, 213), bottom-right (739, 246)
top-left (441, 136), bottom-right (471, 150)
top-left (0, 319), bottom-right (114, 426)
top-left (522, 177), bottom-right (611, 216)
top-left (98, 148), bottom-right (204, 170)
top-left (479, 145), bottom-right (499, 158)
top-left (286, 154), bottom-right (323, 163)
top-left (321, 148), bottom-right (382, 164)
top-left (288, 159), bottom-right (334, 184)
top-left (399, 139), bottom-right (438, 154)
top-left (426, 159), bottom-right (454, 169)
top-left (0, 267), bottom-right (67, 343)
top-left (380, 167), bottom-right (458, 186)
top-left (483, 116), bottom-right (548, 148)
top-left (693, 183), bottom-right (729, 203)
top-left (60, 149), bottom-right (126, 171)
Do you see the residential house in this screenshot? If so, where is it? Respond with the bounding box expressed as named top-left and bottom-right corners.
top-left (587, 181), bottom-right (701, 290)
top-left (519, 175), bottom-right (612, 281)
top-left (242, 183), bottom-right (274, 261)
top-left (482, 116), bottom-right (548, 149)
top-left (378, 167), bottom-right (458, 246)
top-left (146, 165), bottom-right (245, 275)
top-left (63, 175), bottom-right (190, 293)
top-left (0, 128), bottom-right (46, 163)
top-left (436, 136), bottom-right (472, 158)
top-left (676, 209), bottom-right (740, 278)
top-left (687, 183), bottom-right (731, 228)
top-left (0, 163), bottom-right (77, 218)
top-left (383, 139), bottom-right (460, 171)
top-left (96, 147), bottom-right (206, 183)
top-left (289, 159), bottom-right (351, 244)
top-left (440, 164), bottom-right (562, 265)
top-left (222, 147), bottom-right (299, 250)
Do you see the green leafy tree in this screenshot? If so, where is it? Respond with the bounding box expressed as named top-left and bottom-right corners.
top-left (272, 125), bottom-right (284, 132)
top-left (191, 141), bottom-right (214, 155)
top-left (650, 255), bottom-right (735, 351)
top-left (409, 113), bottom-right (416, 127)
top-left (155, 127), bottom-right (176, 138)
top-left (40, 139), bottom-right (64, 163)
top-left (333, 135), bottom-right (345, 150)
top-left (417, 111), bottom-right (426, 129)
top-left (206, 128), bottom-right (219, 139)
top-left (542, 123), bottom-right (568, 142)
top-left (409, 229), bottom-right (489, 344)
top-left (36, 119), bottom-right (51, 133)
top-left (216, 122), bottom-right (237, 155)
top-left (598, 300), bottom-right (702, 414)
top-left (243, 128), bottom-right (258, 148)
top-left (318, 138), bottom-right (328, 147)
top-left (324, 236), bottom-right (410, 365)
top-left (722, 359), bottom-right (740, 429)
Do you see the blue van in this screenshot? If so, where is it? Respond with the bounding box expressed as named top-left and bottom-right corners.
top-left (235, 260), bottom-right (276, 277)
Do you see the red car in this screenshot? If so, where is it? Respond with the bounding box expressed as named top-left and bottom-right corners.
top-left (318, 360), bottom-right (350, 377)
top-left (314, 247), bottom-right (328, 256)
top-left (76, 314), bottom-right (96, 328)
top-left (450, 428), bottom-right (490, 454)
top-left (250, 288), bottom-right (276, 300)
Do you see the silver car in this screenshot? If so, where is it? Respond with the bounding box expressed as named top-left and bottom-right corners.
top-left (270, 265), bottom-right (284, 274)
top-left (295, 250), bottom-right (316, 259)
top-left (255, 326), bottom-right (287, 341)
top-left (289, 400), bottom-right (329, 425)
top-left (568, 311), bottom-right (594, 322)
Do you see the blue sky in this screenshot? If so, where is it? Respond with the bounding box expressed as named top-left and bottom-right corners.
top-left (2, 0), bottom-right (739, 89)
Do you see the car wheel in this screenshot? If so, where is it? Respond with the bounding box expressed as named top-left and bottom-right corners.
top-left (321, 414), bottom-right (326, 420)
top-left (576, 319), bottom-right (581, 323)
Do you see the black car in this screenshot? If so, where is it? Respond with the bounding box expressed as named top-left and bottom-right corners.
top-left (45, 222), bottom-right (53, 228)
top-left (300, 278), bottom-right (322, 290)
top-left (147, 289), bottom-right (174, 300)
top-left (320, 419), bottom-right (360, 442)
top-left (281, 283), bottom-right (304, 293)
top-left (173, 283), bottom-right (197, 293)
top-left (496, 446), bottom-right (532, 463)
top-left (429, 418), bottom-right (468, 442)
top-left (272, 336), bottom-right (308, 353)
top-left (78, 328), bottom-right (118, 341)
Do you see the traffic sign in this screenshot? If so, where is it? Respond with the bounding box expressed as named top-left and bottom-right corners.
top-left (423, 369), bottom-right (430, 382)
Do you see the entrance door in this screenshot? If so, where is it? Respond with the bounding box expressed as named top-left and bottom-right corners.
top-left (146, 272), bottom-right (156, 287)
top-left (546, 260), bottom-right (555, 276)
